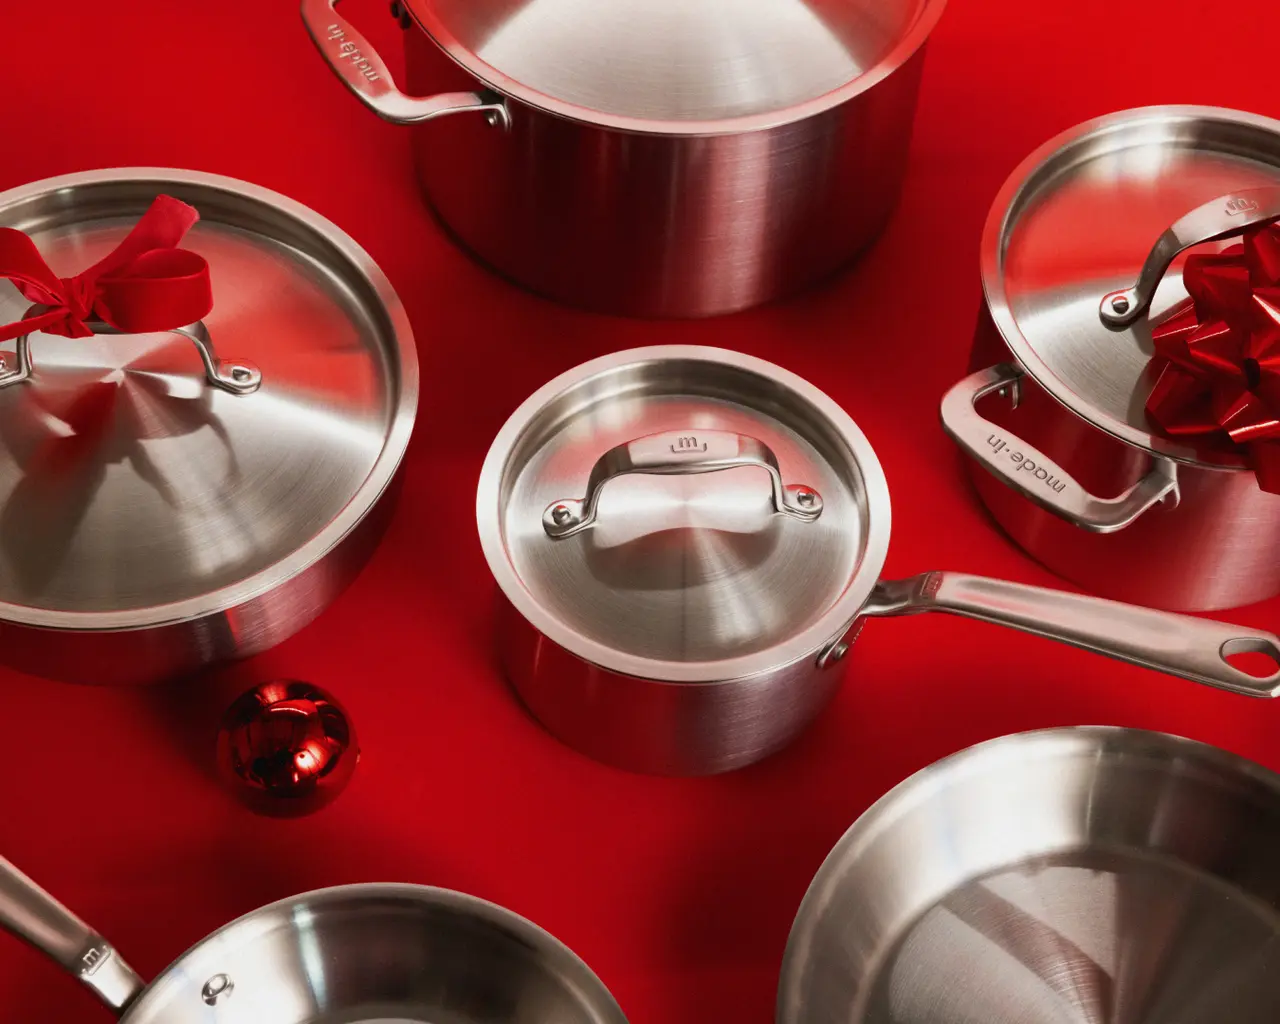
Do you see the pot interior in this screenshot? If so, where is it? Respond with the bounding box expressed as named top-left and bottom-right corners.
top-left (987, 107), bottom-right (1280, 465)
top-left (780, 727), bottom-right (1280, 1023)
top-left (411, 0), bottom-right (939, 124)
top-left (479, 347), bottom-right (889, 681)
top-left (122, 886), bottom-right (626, 1024)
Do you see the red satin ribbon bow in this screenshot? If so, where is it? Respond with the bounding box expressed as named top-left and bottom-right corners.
top-left (0, 194), bottom-right (212, 345)
top-left (1146, 222), bottom-right (1280, 492)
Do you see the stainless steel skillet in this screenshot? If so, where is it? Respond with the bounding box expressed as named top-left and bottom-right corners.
top-left (0, 856), bottom-right (626, 1023)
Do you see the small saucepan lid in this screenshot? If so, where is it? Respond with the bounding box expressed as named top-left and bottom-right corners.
top-left (0, 169), bottom-right (416, 632)
top-left (983, 105), bottom-right (1280, 469)
top-left (476, 346), bottom-right (893, 683)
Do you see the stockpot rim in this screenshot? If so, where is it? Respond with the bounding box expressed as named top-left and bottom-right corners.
top-left (121, 882), bottom-right (628, 1022)
top-left (776, 724), bottom-right (1280, 1022)
top-left (403, 0), bottom-right (948, 137)
top-left (475, 345), bottom-right (893, 685)
top-left (979, 103), bottom-right (1280, 472)
top-left (0, 167), bottom-right (419, 632)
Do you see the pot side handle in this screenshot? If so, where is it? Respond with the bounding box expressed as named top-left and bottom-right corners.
top-left (865, 572), bottom-right (1280, 698)
top-left (300, 0), bottom-right (510, 128)
top-left (0, 855), bottom-right (143, 1014)
top-left (940, 363), bottom-right (1179, 534)
top-left (1100, 186), bottom-right (1280, 328)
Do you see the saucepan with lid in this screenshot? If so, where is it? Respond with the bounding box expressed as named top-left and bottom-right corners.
top-left (941, 105), bottom-right (1280, 612)
top-left (476, 346), bottom-right (1280, 776)
top-left (0, 855), bottom-right (627, 1024)
top-left (779, 727), bottom-right (1280, 1023)
top-left (0, 169), bottom-right (417, 684)
top-left (300, 0), bottom-right (946, 318)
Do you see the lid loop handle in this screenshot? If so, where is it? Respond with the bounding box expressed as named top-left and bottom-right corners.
top-left (542, 429), bottom-right (823, 539)
top-left (1100, 186), bottom-right (1280, 329)
top-left (0, 315), bottom-right (261, 396)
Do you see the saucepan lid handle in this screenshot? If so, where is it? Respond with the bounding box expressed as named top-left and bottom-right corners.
top-left (1100, 186), bottom-right (1280, 328)
top-left (542, 429), bottom-right (824, 539)
top-left (0, 855), bottom-right (143, 1014)
top-left (2, 314), bottom-right (261, 395)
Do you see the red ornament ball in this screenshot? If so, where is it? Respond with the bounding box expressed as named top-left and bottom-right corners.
top-left (216, 680), bottom-right (358, 817)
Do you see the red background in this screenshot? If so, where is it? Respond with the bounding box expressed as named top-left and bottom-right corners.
top-left (2, 2), bottom-right (1280, 1022)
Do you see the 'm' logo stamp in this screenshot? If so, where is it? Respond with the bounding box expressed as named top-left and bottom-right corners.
top-left (670, 436), bottom-right (708, 453)
top-left (1225, 196), bottom-right (1260, 216)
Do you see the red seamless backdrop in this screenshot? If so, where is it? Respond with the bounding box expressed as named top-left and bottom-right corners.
top-left (1, 2), bottom-right (1278, 1022)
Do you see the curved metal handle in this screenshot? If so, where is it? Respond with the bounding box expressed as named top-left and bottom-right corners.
top-left (865, 572), bottom-right (1280, 697)
top-left (1100, 186), bottom-right (1280, 328)
top-left (941, 364), bottom-right (1178, 533)
top-left (1, 316), bottom-right (261, 396)
top-left (0, 855), bottom-right (143, 1014)
top-left (301, 0), bottom-right (510, 128)
top-left (543, 429), bottom-right (824, 539)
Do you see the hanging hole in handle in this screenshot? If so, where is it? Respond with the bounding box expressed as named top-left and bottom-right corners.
top-left (1221, 637), bottom-right (1280, 678)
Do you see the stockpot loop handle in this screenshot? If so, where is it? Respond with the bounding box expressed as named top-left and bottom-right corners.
top-left (2, 315), bottom-right (261, 396)
top-left (1100, 186), bottom-right (1280, 328)
top-left (863, 572), bottom-right (1280, 698)
top-left (300, 0), bottom-right (511, 128)
top-left (543, 429), bottom-right (824, 539)
top-left (940, 363), bottom-right (1179, 533)
top-left (0, 855), bottom-right (144, 1014)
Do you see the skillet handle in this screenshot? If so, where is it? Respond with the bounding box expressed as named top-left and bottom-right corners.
top-left (864, 572), bottom-right (1280, 697)
top-left (300, 0), bottom-right (510, 127)
top-left (0, 855), bottom-right (143, 1014)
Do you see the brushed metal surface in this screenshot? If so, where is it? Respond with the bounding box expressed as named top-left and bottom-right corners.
top-left (0, 170), bottom-right (416, 681)
top-left (779, 728), bottom-right (1280, 1024)
top-left (414, 0), bottom-right (931, 123)
top-left (0, 867), bottom-right (627, 1024)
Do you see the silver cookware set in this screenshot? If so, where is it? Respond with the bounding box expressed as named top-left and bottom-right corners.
top-left (2, 2), bottom-right (1280, 1022)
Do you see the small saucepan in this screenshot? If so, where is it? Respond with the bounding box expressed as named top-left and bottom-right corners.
top-left (476, 346), bottom-right (1280, 776)
top-left (0, 856), bottom-right (627, 1023)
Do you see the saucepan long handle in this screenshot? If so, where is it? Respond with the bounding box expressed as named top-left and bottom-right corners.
top-left (0, 855), bottom-right (143, 1014)
top-left (542, 429), bottom-right (824, 538)
top-left (864, 572), bottom-right (1280, 697)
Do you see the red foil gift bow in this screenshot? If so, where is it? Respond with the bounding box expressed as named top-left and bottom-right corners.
top-left (0, 194), bottom-right (212, 345)
top-left (1146, 222), bottom-right (1280, 493)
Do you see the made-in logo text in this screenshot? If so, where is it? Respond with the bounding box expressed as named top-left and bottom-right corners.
top-left (987, 435), bottom-right (1067, 494)
top-left (327, 24), bottom-right (381, 82)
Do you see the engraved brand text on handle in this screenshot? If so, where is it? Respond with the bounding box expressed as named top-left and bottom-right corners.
top-left (79, 945), bottom-right (110, 976)
top-left (670, 436), bottom-right (708, 454)
top-left (327, 24), bottom-right (381, 82)
top-left (986, 434), bottom-right (1068, 494)
top-left (1226, 196), bottom-right (1261, 216)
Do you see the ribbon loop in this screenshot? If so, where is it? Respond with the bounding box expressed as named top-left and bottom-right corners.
top-left (1147, 222), bottom-right (1280, 493)
top-left (0, 195), bottom-right (213, 346)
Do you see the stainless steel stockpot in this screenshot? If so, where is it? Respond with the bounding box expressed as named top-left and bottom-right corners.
top-left (0, 169), bottom-right (417, 684)
top-left (941, 106), bottom-right (1280, 612)
top-left (301, 0), bottom-right (945, 318)
top-left (0, 856), bottom-right (627, 1024)
top-left (476, 347), bottom-right (1280, 776)
top-left (779, 727), bottom-right (1280, 1024)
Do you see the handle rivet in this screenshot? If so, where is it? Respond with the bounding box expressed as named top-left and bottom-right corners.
top-left (230, 366), bottom-right (251, 383)
top-left (796, 490), bottom-right (816, 508)
top-left (551, 505), bottom-right (573, 526)
top-left (827, 642), bottom-right (849, 664)
top-left (201, 974), bottom-right (234, 1006)
top-left (1110, 296), bottom-right (1130, 315)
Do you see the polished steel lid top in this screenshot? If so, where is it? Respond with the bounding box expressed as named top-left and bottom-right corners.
top-left (984, 106), bottom-right (1280, 466)
top-left (476, 347), bottom-right (891, 683)
top-left (0, 170), bottom-right (416, 627)
top-left (412, 0), bottom-right (942, 128)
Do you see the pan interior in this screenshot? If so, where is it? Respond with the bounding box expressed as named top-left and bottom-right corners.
top-left (494, 357), bottom-right (874, 666)
top-left (413, 0), bottom-right (934, 123)
top-left (122, 886), bottom-right (624, 1024)
top-left (779, 728), bottom-right (1280, 1023)
top-left (0, 178), bottom-right (400, 615)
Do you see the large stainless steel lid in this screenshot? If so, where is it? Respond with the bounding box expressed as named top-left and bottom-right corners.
top-left (983, 106), bottom-right (1280, 467)
top-left (409, 0), bottom-right (944, 130)
top-left (476, 347), bottom-right (891, 683)
top-left (0, 169), bottom-right (416, 628)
